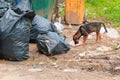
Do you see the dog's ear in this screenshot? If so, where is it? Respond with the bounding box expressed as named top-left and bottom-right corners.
top-left (80, 26), bottom-right (88, 36)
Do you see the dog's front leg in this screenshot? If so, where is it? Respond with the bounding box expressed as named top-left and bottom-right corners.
top-left (82, 35), bottom-right (88, 45)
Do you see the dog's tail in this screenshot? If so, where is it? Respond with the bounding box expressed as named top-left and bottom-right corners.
top-left (101, 22), bottom-right (108, 33)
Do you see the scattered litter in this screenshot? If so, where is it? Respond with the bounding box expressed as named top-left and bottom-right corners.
top-left (96, 46), bottom-right (112, 52)
top-left (53, 65), bottom-right (59, 68)
top-left (114, 66), bottom-right (120, 70)
top-left (28, 65), bottom-right (42, 72)
top-left (79, 52), bottom-right (86, 57)
top-left (51, 62), bottom-right (57, 65)
top-left (50, 62), bottom-right (59, 68)
top-left (39, 62), bottom-right (45, 65)
top-left (63, 68), bottom-right (77, 72)
top-left (79, 51), bottom-right (99, 58)
top-left (117, 44), bottom-right (120, 48)
top-left (116, 43), bottom-right (120, 49)
top-left (112, 43), bottom-right (120, 50)
top-left (28, 68), bottom-right (43, 72)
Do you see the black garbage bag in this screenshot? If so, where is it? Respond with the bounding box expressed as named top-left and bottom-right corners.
top-left (16, 0), bottom-right (32, 11)
top-left (30, 15), bottom-right (58, 41)
top-left (36, 32), bottom-right (70, 56)
top-left (0, 8), bottom-right (31, 61)
top-left (4, 0), bottom-right (16, 6)
top-left (0, 0), bottom-right (16, 18)
top-left (0, 0), bottom-right (8, 18)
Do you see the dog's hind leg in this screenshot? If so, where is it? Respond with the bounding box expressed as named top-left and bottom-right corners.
top-left (96, 32), bottom-right (101, 43)
top-left (98, 33), bottom-right (101, 41)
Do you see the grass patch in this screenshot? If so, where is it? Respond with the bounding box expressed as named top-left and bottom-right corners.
top-left (86, 0), bottom-right (120, 27)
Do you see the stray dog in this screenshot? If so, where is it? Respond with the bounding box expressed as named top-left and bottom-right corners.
top-left (73, 22), bottom-right (108, 45)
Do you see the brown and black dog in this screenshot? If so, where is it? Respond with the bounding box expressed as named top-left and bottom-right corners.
top-left (73, 22), bottom-right (108, 45)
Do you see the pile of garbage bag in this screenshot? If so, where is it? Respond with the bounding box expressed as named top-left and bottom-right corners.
top-left (0, 0), bottom-right (70, 61)
top-left (31, 14), bottom-right (70, 56)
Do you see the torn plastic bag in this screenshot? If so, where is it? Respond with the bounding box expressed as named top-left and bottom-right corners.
top-left (36, 32), bottom-right (70, 56)
top-left (30, 15), bottom-right (58, 41)
top-left (0, 8), bottom-right (31, 61)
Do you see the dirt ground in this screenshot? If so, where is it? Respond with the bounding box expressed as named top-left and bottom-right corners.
top-left (0, 25), bottom-right (120, 80)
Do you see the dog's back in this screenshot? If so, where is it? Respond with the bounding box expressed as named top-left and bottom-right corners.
top-left (82, 22), bottom-right (107, 33)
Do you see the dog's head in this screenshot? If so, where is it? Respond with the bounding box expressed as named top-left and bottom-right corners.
top-left (73, 25), bottom-right (88, 44)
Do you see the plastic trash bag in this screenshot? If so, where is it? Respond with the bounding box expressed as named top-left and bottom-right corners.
top-left (4, 0), bottom-right (16, 6)
top-left (16, 0), bottom-right (32, 11)
top-left (36, 32), bottom-right (70, 56)
top-left (0, 0), bottom-right (16, 18)
top-left (0, 0), bottom-right (8, 17)
top-left (30, 15), bottom-right (58, 41)
top-left (0, 8), bottom-right (31, 61)
top-left (54, 22), bottom-right (64, 33)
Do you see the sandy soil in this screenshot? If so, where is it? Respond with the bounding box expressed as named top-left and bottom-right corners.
top-left (0, 25), bottom-right (120, 80)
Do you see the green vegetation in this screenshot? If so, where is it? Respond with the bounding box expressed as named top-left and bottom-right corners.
top-left (86, 0), bottom-right (120, 27)
top-left (59, 7), bottom-right (65, 17)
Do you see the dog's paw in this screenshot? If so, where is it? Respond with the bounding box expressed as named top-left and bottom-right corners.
top-left (69, 41), bottom-right (81, 47)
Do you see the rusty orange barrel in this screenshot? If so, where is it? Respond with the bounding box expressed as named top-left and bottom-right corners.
top-left (65, 0), bottom-right (85, 24)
